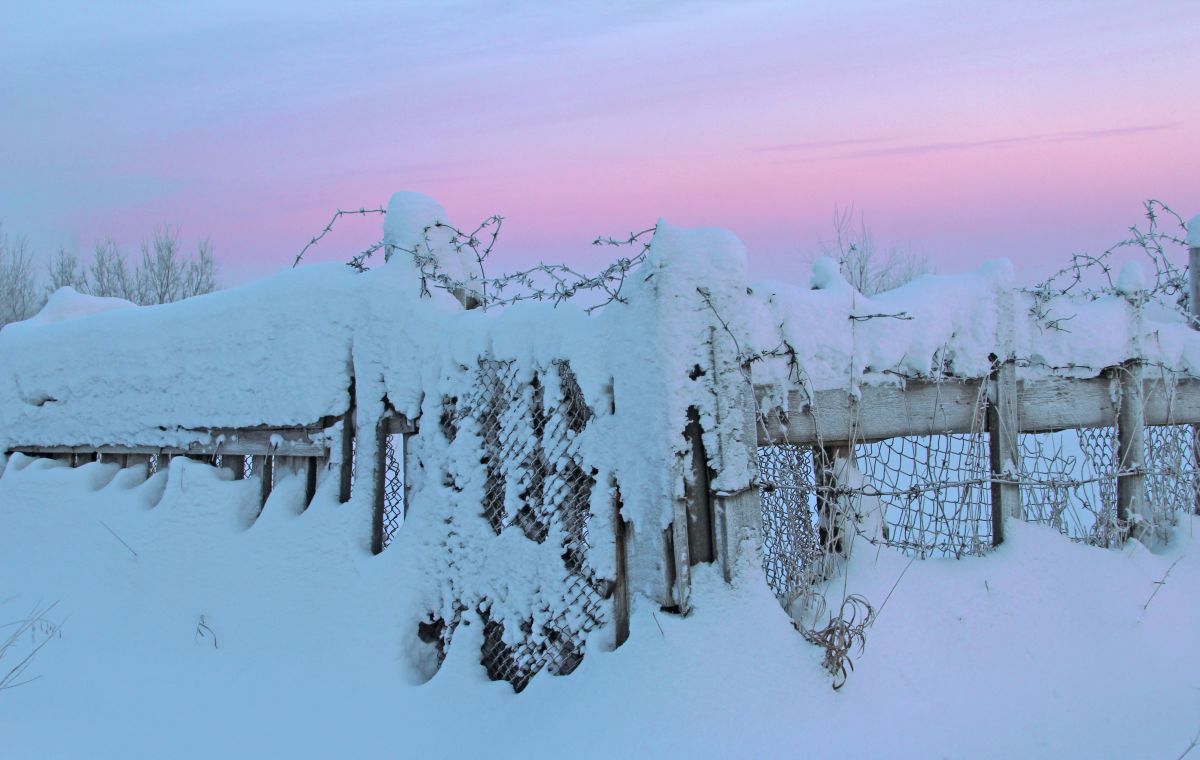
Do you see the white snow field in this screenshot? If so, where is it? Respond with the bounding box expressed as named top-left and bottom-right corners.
top-left (2, 198), bottom-right (1199, 758)
top-left (0, 457), bottom-right (1197, 758)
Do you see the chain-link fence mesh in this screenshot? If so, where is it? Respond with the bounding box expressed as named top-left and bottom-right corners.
top-left (1147, 423), bottom-right (1198, 515)
top-left (1019, 427), bottom-right (1119, 544)
top-left (380, 434), bottom-right (404, 550)
top-left (758, 445), bottom-right (821, 609)
top-left (759, 412), bottom-right (1200, 608)
top-left (857, 432), bottom-right (993, 559)
top-left (427, 358), bottom-right (608, 692)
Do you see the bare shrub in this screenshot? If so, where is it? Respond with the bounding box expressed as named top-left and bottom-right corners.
top-left (822, 205), bottom-right (932, 296)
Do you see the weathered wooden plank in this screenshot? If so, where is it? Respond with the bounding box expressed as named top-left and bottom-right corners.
top-left (303, 457), bottom-right (317, 509)
top-left (1190, 243), bottom-right (1200, 331)
top-left (612, 485), bottom-right (630, 648)
top-left (370, 415), bottom-right (390, 555)
top-left (683, 407), bottom-right (714, 565)
top-left (8, 426), bottom-right (331, 459)
top-left (757, 373), bottom-right (1200, 447)
top-left (757, 380), bottom-right (985, 446)
top-left (1143, 377), bottom-right (1200, 427)
top-left (1116, 362), bottom-right (1151, 543)
top-left (988, 361), bottom-right (1020, 544)
top-left (338, 411), bottom-right (355, 504)
top-left (1191, 243), bottom-right (1200, 515)
top-left (1016, 375), bottom-right (1116, 433)
top-left (11, 441), bottom-right (324, 458)
top-left (1193, 243), bottom-right (1200, 515)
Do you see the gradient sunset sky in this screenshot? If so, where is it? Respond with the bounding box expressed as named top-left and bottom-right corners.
top-left (2, 1), bottom-right (1198, 286)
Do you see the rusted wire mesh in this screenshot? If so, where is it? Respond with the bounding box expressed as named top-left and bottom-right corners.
top-left (1019, 427), bottom-right (1119, 544)
top-left (428, 358), bottom-right (607, 692)
top-left (759, 414), bottom-right (1200, 607)
top-left (856, 432), bottom-right (993, 559)
top-left (758, 444), bottom-right (821, 607)
top-left (1146, 424), bottom-right (1198, 518)
top-left (1019, 423), bottom-right (1198, 544)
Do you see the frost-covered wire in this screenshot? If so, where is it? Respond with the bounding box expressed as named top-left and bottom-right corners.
top-left (1024, 200), bottom-right (1191, 331)
top-left (297, 204), bottom-right (657, 313)
top-left (292, 207), bottom-right (387, 268)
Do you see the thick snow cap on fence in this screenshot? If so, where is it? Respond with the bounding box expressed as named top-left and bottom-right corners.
top-left (748, 254), bottom-right (1200, 399)
top-left (0, 264), bottom-right (365, 449)
top-left (747, 258), bottom-right (1017, 394)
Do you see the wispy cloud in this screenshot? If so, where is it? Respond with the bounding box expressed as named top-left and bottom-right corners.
top-left (824, 123), bottom-right (1177, 161)
top-left (751, 136), bottom-right (894, 153)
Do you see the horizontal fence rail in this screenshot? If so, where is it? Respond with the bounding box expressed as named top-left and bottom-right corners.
top-left (7, 425), bottom-right (334, 458)
top-left (757, 374), bottom-right (1200, 446)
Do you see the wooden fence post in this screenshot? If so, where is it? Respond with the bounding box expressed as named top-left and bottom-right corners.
top-left (1188, 222), bottom-right (1200, 332)
top-left (988, 360), bottom-right (1020, 546)
top-left (370, 414), bottom-right (390, 555)
top-left (1115, 361), bottom-right (1151, 542)
top-left (254, 454), bottom-right (274, 510)
top-left (612, 483), bottom-right (630, 648)
top-left (339, 406), bottom-right (355, 505)
top-left (1189, 223), bottom-right (1200, 514)
top-left (222, 454), bottom-right (244, 480)
top-left (683, 407), bottom-right (714, 566)
top-left (813, 444), bottom-right (845, 557)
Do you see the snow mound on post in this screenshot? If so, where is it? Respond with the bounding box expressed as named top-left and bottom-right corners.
top-left (383, 190), bottom-right (478, 284)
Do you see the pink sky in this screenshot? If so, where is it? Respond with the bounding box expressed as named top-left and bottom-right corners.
top-left (2, 1), bottom-right (1197, 287)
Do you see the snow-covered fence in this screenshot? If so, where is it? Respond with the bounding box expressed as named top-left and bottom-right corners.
top-left (753, 218), bottom-right (1200, 610)
top-left (2, 195), bottom-right (1198, 691)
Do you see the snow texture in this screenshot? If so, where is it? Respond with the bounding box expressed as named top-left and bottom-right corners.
top-left (2, 193), bottom-right (1200, 755)
top-left (2, 193), bottom-right (1198, 601)
top-left (19, 286), bottom-right (137, 326)
top-left (1, 456), bottom-right (1197, 758)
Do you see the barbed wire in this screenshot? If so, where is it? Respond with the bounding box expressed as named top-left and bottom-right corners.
top-left (387, 222), bottom-right (656, 313)
top-left (292, 207), bottom-right (386, 269)
top-left (1024, 200), bottom-right (1191, 331)
top-left (296, 203), bottom-right (657, 313)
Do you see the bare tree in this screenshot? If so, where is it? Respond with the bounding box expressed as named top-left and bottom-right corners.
top-left (181, 238), bottom-right (216, 300)
top-left (821, 205), bottom-right (932, 296)
top-left (2, 224), bottom-right (218, 327)
top-left (135, 226), bottom-right (217, 305)
top-left (88, 239), bottom-right (137, 301)
top-left (0, 228), bottom-right (41, 328)
top-left (46, 247), bottom-right (88, 294)
top-left (137, 226), bottom-right (184, 305)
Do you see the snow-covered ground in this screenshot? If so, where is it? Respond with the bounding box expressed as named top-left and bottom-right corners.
top-left (1, 454), bottom-right (1197, 759)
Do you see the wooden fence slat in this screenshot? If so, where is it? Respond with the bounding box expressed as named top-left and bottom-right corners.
top-left (339, 409), bottom-right (355, 504)
top-left (683, 407), bottom-right (714, 566)
top-left (8, 427), bottom-right (328, 459)
top-left (758, 381), bottom-right (982, 446)
top-left (1116, 362), bottom-right (1150, 539)
top-left (756, 375), bottom-right (1200, 447)
top-left (612, 484), bottom-right (630, 648)
top-left (1189, 238), bottom-right (1200, 515)
top-left (988, 361), bottom-right (1020, 545)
